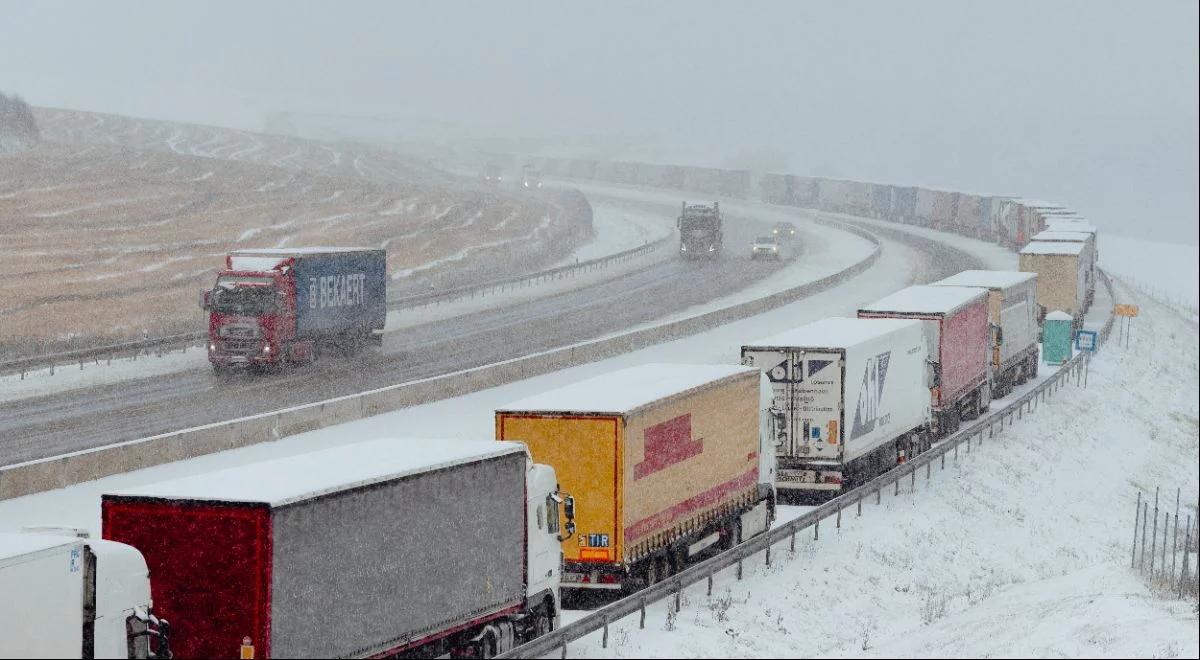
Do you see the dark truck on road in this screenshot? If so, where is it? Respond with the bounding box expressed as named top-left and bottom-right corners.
top-left (677, 201), bottom-right (723, 259)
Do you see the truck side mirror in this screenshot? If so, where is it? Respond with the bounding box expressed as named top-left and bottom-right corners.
top-left (564, 495), bottom-right (576, 522)
top-left (199, 289), bottom-right (211, 311)
top-left (926, 360), bottom-right (942, 388)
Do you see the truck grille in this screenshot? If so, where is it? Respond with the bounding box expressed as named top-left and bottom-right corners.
top-left (220, 340), bottom-right (262, 356)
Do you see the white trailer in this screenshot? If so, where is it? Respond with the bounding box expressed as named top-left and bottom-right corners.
top-left (741, 318), bottom-right (931, 498)
top-left (931, 270), bottom-right (1040, 398)
top-left (0, 531), bottom-right (170, 659)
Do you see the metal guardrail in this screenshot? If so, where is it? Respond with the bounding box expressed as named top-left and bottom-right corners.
top-left (500, 272), bottom-right (1118, 659)
top-left (0, 332), bottom-right (205, 380)
top-left (0, 208), bottom-right (666, 380)
top-left (387, 235), bottom-right (670, 310)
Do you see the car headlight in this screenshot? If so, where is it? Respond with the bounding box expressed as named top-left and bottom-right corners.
top-left (209, 343), bottom-right (216, 352)
top-left (262, 344), bottom-right (271, 354)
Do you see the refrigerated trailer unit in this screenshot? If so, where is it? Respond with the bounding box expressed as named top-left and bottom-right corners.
top-left (741, 318), bottom-right (932, 497)
top-left (496, 363), bottom-right (775, 593)
top-left (930, 270), bottom-right (1040, 398)
top-left (0, 532), bottom-right (169, 659)
top-left (102, 438), bottom-right (569, 659)
top-left (859, 285), bottom-right (991, 437)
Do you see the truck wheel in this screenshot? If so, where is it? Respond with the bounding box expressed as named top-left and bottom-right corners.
top-left (479, 635), bottom-right (496, 659)
top-left (645, 557), bottom-right (661, 586)
top-left (533, 610), bottom-right (553, 638)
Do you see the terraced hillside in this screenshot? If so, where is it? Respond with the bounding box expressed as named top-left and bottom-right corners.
top-left (1, 111), bottom-right (589, 358)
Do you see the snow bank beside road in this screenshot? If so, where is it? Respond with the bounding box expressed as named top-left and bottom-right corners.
top-left (1100, 234), bottom-right (1199, 314)
top-left (560, 280), bottom-right (1198, 659)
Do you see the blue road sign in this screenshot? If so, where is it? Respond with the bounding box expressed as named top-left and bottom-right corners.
top-left (1076, 330), bottom-right (1098, 352)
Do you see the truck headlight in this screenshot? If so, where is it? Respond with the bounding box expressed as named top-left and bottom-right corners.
top-left (208, 343), bottom-right (216, 352)
top-left (262, 345), bottom-right (271, 354)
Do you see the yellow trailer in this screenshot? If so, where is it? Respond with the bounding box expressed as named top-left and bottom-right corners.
top-left (496, 363), bottom-right (775, 592)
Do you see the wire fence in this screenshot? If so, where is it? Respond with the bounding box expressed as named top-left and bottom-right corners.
top-left (1130, 487), bottom-right (1200, 601)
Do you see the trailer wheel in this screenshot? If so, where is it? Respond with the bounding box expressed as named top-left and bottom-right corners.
top-left (645, 556), bottom-right (662, 586)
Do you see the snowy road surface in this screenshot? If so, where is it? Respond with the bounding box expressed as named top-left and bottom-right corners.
top-left (0, 204), bottom-right (991, 533)
top-left (0, 187), bottom-right (839, 464)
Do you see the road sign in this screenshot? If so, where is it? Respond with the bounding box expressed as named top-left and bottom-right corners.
top-left (1114, 304), bottom-right (1139, 317)
top-left (1075, 330), bottom-right (1097, 352)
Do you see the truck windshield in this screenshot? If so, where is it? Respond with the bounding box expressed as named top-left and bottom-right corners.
top-left (680, 215), bottom-right (718, 230)
top-left (210, 277), bottom-right (276, 315)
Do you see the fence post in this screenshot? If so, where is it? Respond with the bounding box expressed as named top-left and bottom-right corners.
top-left (836, 504), bottom-right (842, 529)
top-left (790, 529), bottom-right (796, 552)
top-left (601, 614), bottom-right (609, 648)
top-left (640, 598), bottom-right (646, 628)
top-left (1131, 491), bottom-right (1141, 568)
top-left (910, 468), bottom-right (916, 492)
top-left (706, 572), bottom-right (713, 597)
top-left (1141, 502), bottom-right (1148, 572)
top-left (941, 453), bottom-right (945, 470)
top-left (876, 486), bottom-right (881, 505)
top-left (1161, 511), bottom-right (1169, 582)
top-left (736, 552), bottom-right (744, 580)
top-left (1151, 489), bottom-right (1160, 575)
top-left (814, 520), bottom-right (819, 541)
top-left (1180, 516), bottom-right (1192, 597)
top-left (857, 495), bottom-right (863, 517)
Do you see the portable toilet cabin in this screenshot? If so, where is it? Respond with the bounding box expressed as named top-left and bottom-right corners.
top-left (1043, 311), bottom-right (1074, 365)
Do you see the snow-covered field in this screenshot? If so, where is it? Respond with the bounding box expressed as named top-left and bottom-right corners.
top-left (1100, 234), bottom-right (1199, 315)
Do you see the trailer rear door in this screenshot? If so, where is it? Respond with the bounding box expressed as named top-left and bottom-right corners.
top-left (497, 414), bottom-right (621, 565)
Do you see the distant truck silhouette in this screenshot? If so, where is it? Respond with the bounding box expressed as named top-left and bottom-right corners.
top-left (677, 201), bottom-right (723, 259)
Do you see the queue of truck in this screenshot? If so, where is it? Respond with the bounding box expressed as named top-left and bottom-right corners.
top-left (5, 185), bottom-right (1102, 658)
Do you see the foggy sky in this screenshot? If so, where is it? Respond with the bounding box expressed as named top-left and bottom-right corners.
top-left (3, 1), bottom-right (1197, 242)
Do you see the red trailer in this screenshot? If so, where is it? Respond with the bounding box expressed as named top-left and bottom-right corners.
top-left (859, 285), bottom-right (991, 437)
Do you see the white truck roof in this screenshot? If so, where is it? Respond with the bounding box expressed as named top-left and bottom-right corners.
top-left (742, 317), bottom-right (921, 351)
top-left (231, 247), bottom-right (379, 255)
top-left (1045, 221), bottom-right (1097, 234)
top-left (498, 363), bottom-right (756, 416)
top-left (931, 270), bottom-right (1036, 289)
top-left (0, 532), bottom-right (79, 566)
top-left (228, 247), bottom-right (382, 272)
top-left (1032, 230), bottom-right (1091, 242)
top-left (1020, 241), bottom-right (1086, 256)
top-left (1045, 311), bottom-right (1074, 321)
top-left (106, 438), bottom-right (524, 507)
top-left (859, 285), bottom-right (987, 316)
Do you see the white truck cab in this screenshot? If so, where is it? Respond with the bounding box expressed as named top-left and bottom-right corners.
top-left (0, 530), bottom-right (171, 659)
